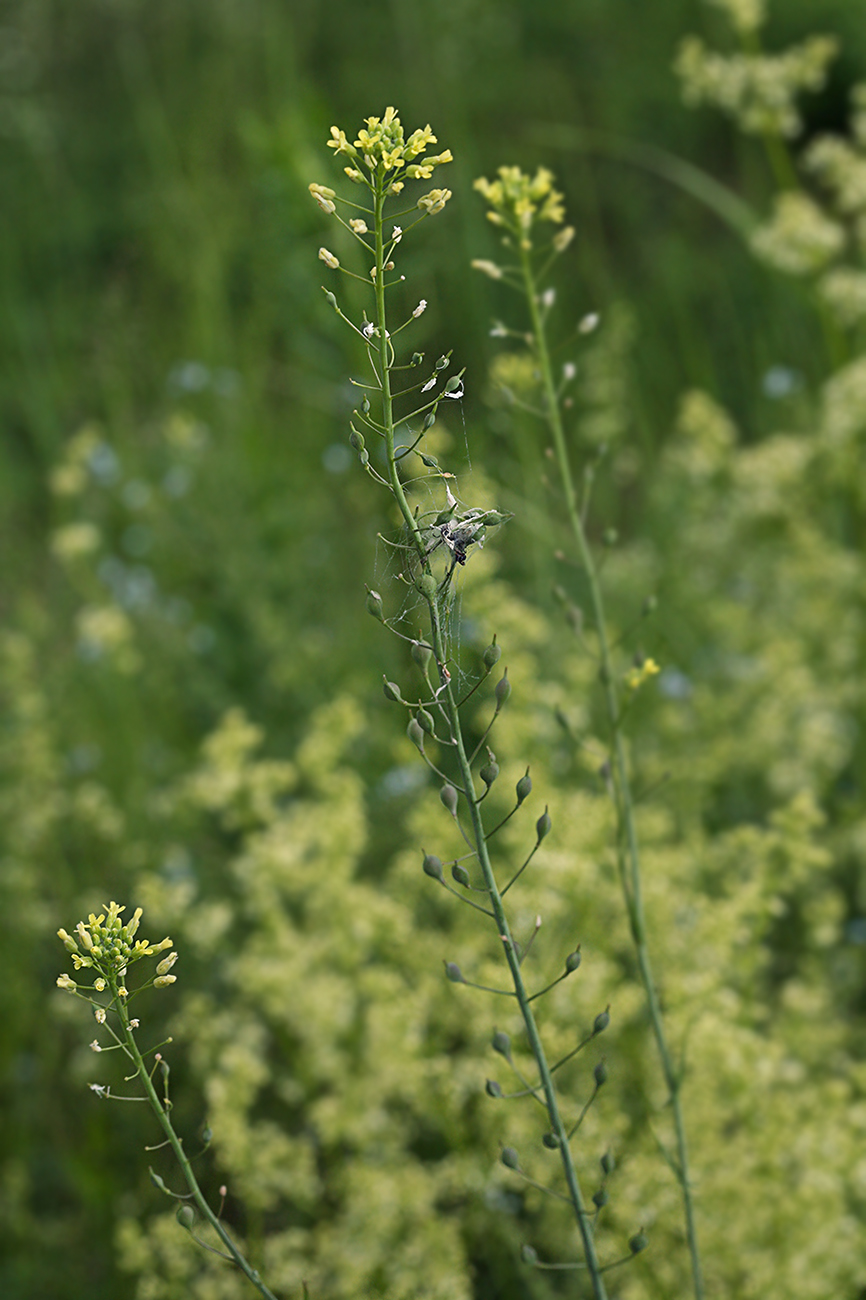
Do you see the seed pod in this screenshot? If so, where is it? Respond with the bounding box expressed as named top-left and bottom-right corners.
top-left (520, 1244), bottom-right (538, 1266)
top-left (600, 1150), bottom-right (616, 1176)
top-left (365, 588), bottom-right (384, 620)
top-left (440, 784), bottom-right (459, 815)
top-left (593, 1061), bottom-right (608, 1088)
top-left (361, 395), bottom-right (370, 414)
top-left (501, 1146), bottom-right (520, 1170)
top-left (536, 806), bottom-right (552, 841)
top-left (359, 449), bottom-right (369, 466)
top-left (323, 290), bottom-right (337, 307)
top-left (491, 1031), bottom-right (511, 1057)
top-left (407, 718), bottom-right (425, 751)
top-left (482, 640), bottom-right (501, 669)
top-left (423, 411), bottom-right (436, 431)
top-left (603, 527), bottom-right (618, 547)
top-left (435, 354), bottom-right (450, 371)
top-left (410, 640), bottom-right (433, 672)
top-left (416, 708), bottom-right (435, 734)
top-left (629, 1231), bottom-right (648, 1255)
top-left (349, 429), bottom-right (365, 452)
top-left (419, 453), bottom-right (439, 468)
top-left (176, 1205), bottom-right (195, 1230)
top-left (485, 1079), bottom-right (503, 1098)
top-left (149, 1170), bottom-right (169, 1192)
top-left (444, 961), bottom-right (465, 983)
top-left (382, 677), bottom-right (402, 702)
top-left (451, 863), bottom-right (470, 887)
top-left (494, 671), bottom-right (511, 708)
top-left (417, 573), bottom-right (437, 598)
top-left (565, 947), bottom-right (582, 974)
top-left (479, 755), bottom-right (500, 788)
top-left (593, 1188), bottom-right (609, 1208)
top-left (422, 853), bottom-right (444, 882)
top-left (542, 1132), bottom-right (560, 1150)
top-left (516, 768), bottom-right (532, 804)
top-left (593, 1007), bottom-right (611, 1035)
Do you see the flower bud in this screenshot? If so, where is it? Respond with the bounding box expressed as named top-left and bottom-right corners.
top-left (422, 853), bottom-right (444, 882)
top-left (365, 588), bottom-right (384, 620)
top-left (486, 1079), bottom-right (503, 1098)
top-left (156, 952), bottom-right (178, 977)
top-left (516, 769), bottom-right (532, 804)
top-left (536, 807), bottom-right (552, 841)
top-left (492, 1031), bottom-right (511, 1057)
top-left (593, 1007), bottom-right (610, 1035)
top-left (416, 708), bottom-right (435, 734)
top-left (494, 671), bottom-right (511, 708)
top-left (407, 717), bottom-right (425, 751)
top-left (565, 947), bottom-right (582, 973)
top-left (482, 640), bottom-right (501, 669)
top-left (451, 863), bottom-right (470, 887)
top-left (154, 974), bottom-right (177, 989)
top-left (440, 784), bottom-right (459, 815)
top-left (542, 1132), bottom-right (560, 1149)
top-left (383, 678), bottom-right (402, 702)
top-left (501, 1146), bottom-right (520, 1170)
top-left (57, 928), bottom-right (80, 953)
top-left (629, 1231), bottom-right (648, 1255)
top-left (444, 961), bottom-right (466, 983)
top-left (593, 1060), bottom-right (608, 1087)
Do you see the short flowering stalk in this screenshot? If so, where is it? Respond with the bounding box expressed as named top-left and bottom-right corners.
top-left (56, 903), bottom-right (280, 1300)
top-left (475, 167), bottom-right (705, 1300)
top-left (313, 111), bottom-right (614, 1300)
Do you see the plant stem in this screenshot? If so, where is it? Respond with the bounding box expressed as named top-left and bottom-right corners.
top-left (114, 990), bottom-right (280, 1300)
top-left (518, 243), bottom-right (705, 1300)
top-left (370, 173), bottom-right (609, 1300)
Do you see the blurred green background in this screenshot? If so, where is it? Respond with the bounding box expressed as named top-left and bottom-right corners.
top-left (3, 1), bottom-right (866, 1298)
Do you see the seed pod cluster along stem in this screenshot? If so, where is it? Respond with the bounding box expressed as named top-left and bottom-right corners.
top-left (311, 111), bottom-right (611, 1300)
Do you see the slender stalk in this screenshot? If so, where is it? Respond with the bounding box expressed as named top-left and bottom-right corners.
top-left (517, 243), bottom-right (705, 1300)
top-left (113, 984), bottom-right (280, 1300)
top-left (370, 169), bottom-right (610, 1300)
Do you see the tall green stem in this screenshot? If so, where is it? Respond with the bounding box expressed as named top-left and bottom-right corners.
top-left (371, 173), bottom-right (609, 1299)
top-left (518, 244), bottom-right (705, 1300)
top-left (114, 987), bottom-right (280, 1300)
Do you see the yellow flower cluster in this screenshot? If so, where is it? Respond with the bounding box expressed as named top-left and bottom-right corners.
top-left (322, 106), bottom-right (452, 198)
top-left (624, 658), bottom-right (661, 691)
top-left (57, 901), bottom-right (173, 982)
top-left (473, 166), bottom-right (565, 250)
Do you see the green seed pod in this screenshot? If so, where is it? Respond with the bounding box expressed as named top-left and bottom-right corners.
top-left (565, 947), bottom-right (582, 973)
top-left (201, 1126), bottom-right (213, 1147)
top-left (486, 1079), bottom-right (503, 1098)
top-left (358, 449), bottom-right (370, 467)
top-left (501, 1146), bottom-right (520, 1170)
top-left (417, 573), bottom-right (437, 598)
top-left (494, 671), bottom-right (511, 708)
top-left (423, 411), bottom-right (436, 431)
top-left (593, 1007), bottom-right (611, 1035)
top-left (365, 588), bottom-right (384, 620)
top-left (411, 351), bottom-right (424, 366)
top-left (422, 853), bottom-right (444, 882)
top-left (419, 452), bottom-right (439, 468)
top-left (416, 708), bottom-right (435, 734)
top-left (445, 961), bottom-right (465, 983)
top-left (349, 429), bottom-right (365, 451)
top-left (452, 863), bottom-right (470, 887)
top-left (149, 1170), bottom-right (169, 1192)
top-left (603, 527), bottom-right (618, 547)
top-left (516, 768), bottom-right (532, 804)
top-left (593, 1060), bottom-right (608, 1088)
top-left (435, 354), bottom-right (450, 371)
top-left (600, 1150), bottom-right (616, 1176)
top-left (407, 717), bottom-right (425, 751)
top-left (593, 1188), bottom-right (609, 1209)
top-left (536, 806), bottom-right (552, 841)
top-left (629, 1231), bottom-right (648, 1255)
top-left (361, 395), bottom-right (370, 414)
top-left (176, 1205), bottom-right (195, 1230)
top-left (410, 640), bottom-right (433, 671)
top-left (383, 677), bottom-right (402, 702)
top-left (323, 290), bottom-right (337, 307)
top-left (440, 784), bottom-right (459, 815)
top-left (482, 640), bottom-right (501, 668)
top-left (491, 1030), bottom-right (511, 1057)
top-left (520, 1244), bottom-right (538, 1266)
top-left (542, 1132), bottom-right (560, 1150)
top-left (480, 757), bottom-right (500, 788)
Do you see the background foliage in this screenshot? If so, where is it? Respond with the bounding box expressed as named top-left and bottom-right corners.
top-left (2, 1), bottom-right (866, 1297)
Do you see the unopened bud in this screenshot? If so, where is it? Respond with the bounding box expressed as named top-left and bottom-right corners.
top-left (516, 769), bottom-right (532, 804)
top-left (440, 784), bottom-right (459, 816)
top-left (155, 952), bottom-right (178, 977)
top-left (153, 974), bottom-right (177, 989)
top-left (422, 853), bottom-right (444, 882)
top-left (536, 807), bottom-right (552, 841)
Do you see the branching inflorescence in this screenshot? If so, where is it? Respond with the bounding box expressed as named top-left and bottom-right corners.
top-left (311, 107), bottom-right (649, 1297)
